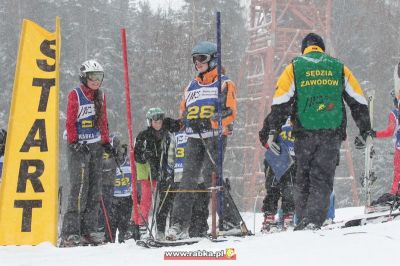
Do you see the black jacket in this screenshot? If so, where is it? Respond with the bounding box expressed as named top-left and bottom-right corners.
top-left (135, 125), bottom-right (175, 181)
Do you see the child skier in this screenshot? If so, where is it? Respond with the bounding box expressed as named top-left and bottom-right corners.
top-left (109, 144), bottom-right (134, 243)
top-left (370, 84), bottom-right (400, 207)
top-left (99, 133), bottom-right (124, 242)
top-left (133, 108), bottom-right (181, 236)
top-left (260, 118), bottom-right (296, 233)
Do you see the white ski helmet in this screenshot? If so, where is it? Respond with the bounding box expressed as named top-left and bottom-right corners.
top-left (79, 59), bottom-right (104, 85)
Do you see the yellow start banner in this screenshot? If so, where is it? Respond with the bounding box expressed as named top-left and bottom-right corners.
top-left (0, 18), bottom-right (61, 245)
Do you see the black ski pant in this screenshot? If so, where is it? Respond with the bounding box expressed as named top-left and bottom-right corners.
top-left (157, 181), bottom-right (211, 237)
top-left (156, 180), bottom-right (176, 234)
top-left (61, 142), bottom-right (103, 238)
top-left (109, 196), bottom-right (132, 243)
top-left (170, 136), bottom-right (226, 231)
top-left (294, 131), bottom-right (340, 227)
top-left (262, 161), bottom-right (296, 215)
top-left (189, 183), bottom-right (210, 237)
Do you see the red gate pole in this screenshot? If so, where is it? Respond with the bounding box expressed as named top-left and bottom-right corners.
top-left (121, 28), bottom-right (139, 224)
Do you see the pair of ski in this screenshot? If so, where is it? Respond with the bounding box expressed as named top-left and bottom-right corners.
top-left (136, 236), bottom-right (228, 248)
top-left (136, 237), bottom-right (202, 248)
top-left (363, 91), bottom-right (376, 209)
top-left (135, 179), bottom-right (251, 248)
top-left (342, 209), bottom-right (400, 228)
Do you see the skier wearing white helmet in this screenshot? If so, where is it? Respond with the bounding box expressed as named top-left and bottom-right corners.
top-left (60, 59), bottom-right (115, 247)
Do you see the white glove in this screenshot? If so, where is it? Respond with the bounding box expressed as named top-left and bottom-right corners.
top-left (267, 132), bottom-right (280, 155)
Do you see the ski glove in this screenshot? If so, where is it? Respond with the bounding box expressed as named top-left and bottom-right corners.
top-left (163, 117), bottom-right (182, 133)
top-left (362, 130), bottom-right (376, 139)
top-left (70, 142), bottom-right (90, 154)
top-left (103, 142), bottom-right (117, 157)
top-left (266, 130), bottom-right (280, 155)
top-left (354, 130), bottom-right (376, 149)
top-left (189, 118), bottom-right (212, 133)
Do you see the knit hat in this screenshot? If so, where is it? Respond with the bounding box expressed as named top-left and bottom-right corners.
top-left (301, 33), bottom-right (325, 53)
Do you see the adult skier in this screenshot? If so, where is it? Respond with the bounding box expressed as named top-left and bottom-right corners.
top-left (259, 33), bottom-right (372, 230)
top-left (166, 41), bottom-right (237, 240)
top-left (260, 118), bottom-right (336, 232)
top-left (60, 59), bottom-right (115, 247)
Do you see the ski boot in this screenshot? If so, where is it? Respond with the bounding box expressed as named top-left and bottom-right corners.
top-left (58, 234), bottom-right (81, 248)
top-left (293, 218), bottom-right (321, 231)
top-left (155, 231), bottom-right (165, 241)
top-left (282, 212), bottom-right (295, 230)
top-left (166, 224), bottom-right (189, 241)
top-left (261, 213), bottom-right (279, 234)
top-left (126, 223), bottom-right (141, 241)
top-left (80, 232), bottom-right (105, 246)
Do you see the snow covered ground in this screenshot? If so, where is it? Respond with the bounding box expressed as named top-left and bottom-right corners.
top-left (1, 207), bottom-right (399, 266)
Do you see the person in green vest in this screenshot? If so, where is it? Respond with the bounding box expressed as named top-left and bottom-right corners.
top-left (259, 33), bottom-right (373, 230)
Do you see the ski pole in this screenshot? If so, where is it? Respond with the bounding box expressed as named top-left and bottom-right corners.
top-left (58, 186), bottom-right (63, 240)
top-left (149, 175), bottom-right (159, 237)
top-left (136, 204), bottom-right (155, 240)
top-left (100, 195), bottom-right (114, 243)
top-left (198, 131), bottom-right (251, 234)
top-left (211, 172), bottom-right (217, 239)
top-left (78, 161), bottom-right (85, 237)
top-left (160, 189), bottom-right (215, 193)
top-left (254, 166), bottom-right (269, 234)
top-left (157, 183), bottom-right (171, 215)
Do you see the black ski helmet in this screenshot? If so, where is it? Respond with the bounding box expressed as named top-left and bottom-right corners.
top-left (301, 33), bottom-right (325, 54)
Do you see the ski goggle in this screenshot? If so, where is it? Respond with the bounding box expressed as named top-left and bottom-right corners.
top-left (151, 113), bottom-right (165, 121)
top-left (87, 72), bottom-right (104, 81)
top-left (192, 54), bottom-right (212, 64)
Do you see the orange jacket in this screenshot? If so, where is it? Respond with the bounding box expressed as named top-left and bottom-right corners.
top-left (180, 68), bottom-right (237, 135)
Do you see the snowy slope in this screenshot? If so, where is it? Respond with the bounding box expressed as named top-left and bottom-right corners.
top-left (1, 207), bottom-right (399, 266)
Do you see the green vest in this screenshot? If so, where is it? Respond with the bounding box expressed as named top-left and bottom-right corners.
top-left (136, 162), bottom-right (150, 181)
top-left (293, 52), bottom-right (343, 130)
